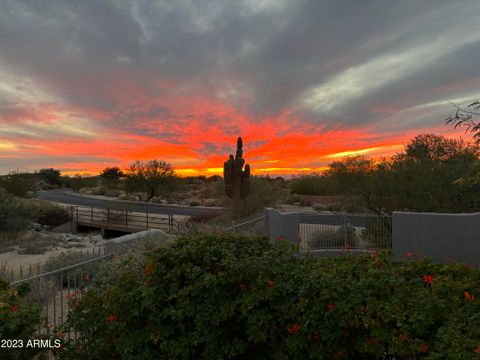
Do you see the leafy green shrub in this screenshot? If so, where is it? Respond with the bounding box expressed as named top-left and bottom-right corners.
top-left (289, 174), bottom-right (331, 195)
top-left (59, 234), bottom-right (480, 359)
top-left (0, 173), bottom-right (35, 197)
top-left (36, 201), bottom-right (70, 227)
top-left (0, 190), bottom-right (39, 232)
top-left (0, 278), bottom-right (44, 360)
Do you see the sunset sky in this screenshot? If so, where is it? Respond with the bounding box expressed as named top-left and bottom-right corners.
top-left (1, 0), bottom-right (479, 176)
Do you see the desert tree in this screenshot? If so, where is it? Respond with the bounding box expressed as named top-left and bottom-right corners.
top-left (126, 160), bottom-right (177, 200)
top-left (37, 168), bottom-right (62, 186)
top-left (100, 166), bottom-right (125, 189)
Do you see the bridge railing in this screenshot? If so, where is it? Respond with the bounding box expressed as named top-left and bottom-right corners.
top-left (71, 206), bottom-right (179, 232)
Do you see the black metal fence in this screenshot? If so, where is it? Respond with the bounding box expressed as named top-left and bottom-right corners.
top-left (9, 254), bottom-right (112, 339)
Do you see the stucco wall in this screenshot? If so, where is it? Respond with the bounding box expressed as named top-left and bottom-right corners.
top-left (392, 211), bottom-right (480, 265)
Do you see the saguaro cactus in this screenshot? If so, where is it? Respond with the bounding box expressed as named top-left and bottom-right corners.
top-left (224, 137), bottom-right (250, 200)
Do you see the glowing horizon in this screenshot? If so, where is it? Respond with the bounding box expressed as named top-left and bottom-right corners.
top-left (0, 1), bottom-right (478, 176)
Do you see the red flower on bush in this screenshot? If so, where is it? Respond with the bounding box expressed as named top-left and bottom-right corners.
top-left (406, 252), bottom-right (414, 259)
top-left (370, 250), bottom-right (377, 258)
top-left (422, 274), bottom-right (433, 285)
top-left (9, 304), bottom-right (17, 312)
top-left (83, 275), bottom-right (91, 283)
top-left (144, 265), bottom-right (153, 276)
top-left (65, 293), bottom-right (73, 300)
top-left (398, 333), bottom-right (408, 342)
top-left (287, 323), bottom-right (301, 334)
top-left (464, 291), bottom-right (476, 302)
top-left (476, 344), bottom-right (480, 353)
top-left (106, 314), bottom-right (117, 322)
top-left (114, 255), bottom-right (121, 262)
top-left (328, 303), bottom-right (335, 311)
top-left (418, 343), bottom-right (429, 353)
top-left (239, 284), bottom-right (246, 290)
top-left (267, 280), bottom-right (275, 288)
top-left (275, 235), bottom-right (284, 242)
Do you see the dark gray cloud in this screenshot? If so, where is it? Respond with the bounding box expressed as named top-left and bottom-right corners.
top-left (1, 0), bottom-right (479, 173)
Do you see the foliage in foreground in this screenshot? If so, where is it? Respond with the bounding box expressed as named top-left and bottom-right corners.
top-left (60, 234), bottom-right (480, 359)
top-left (0, 279), bottom-right (44, 360)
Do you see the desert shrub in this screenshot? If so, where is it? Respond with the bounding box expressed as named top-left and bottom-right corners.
top-left (189, 199), bottom-right (201, 206)
top-left (223, 176), bottom-right (289, 219)
top-left (284, 194), bottom-right (302, 205)
top-left (0, 278), bottom-right (45, 359)
top-left (17, 232), bottom-right (62, 255)
top-left (0, 173), bottom-right (36, 197)
top-left (59, 233), bottom-right (480, 359)
top-left (104, 189), bottom-right (122, 197)
top-left (0, 191), bottom-right (39, 233)
top-left (36, 201), bottom-right (70, 227)
top-left (289, 174), bottom-right (331, 195)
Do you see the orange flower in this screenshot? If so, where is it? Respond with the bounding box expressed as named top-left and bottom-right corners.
top-left (106, 314), bottom-right (117, 322)
top-left (422, 274), bottom-right (433, 285)
top-left (475, 344), bottom-right (480, 353)
top-left (328, 303), bottom-right (335, 311)
top-left (464, 291), bottom-right (476, 302)
top-left (114, 255), bottom-right (121, 262)
top-left (9, 305), bottom-right (17, 312)
top-left (275, 235), bottom-right (284, 241)
top-left (370, 250), bottom-right (377, 258)
top-left (287, 323), bottom-right (301, 334)
top-left (144, 265), bottom-right (153, 275)
top-left (418, 343), bottom-right (429, 353)
top-left (267, 280), bottom-right (275, 288)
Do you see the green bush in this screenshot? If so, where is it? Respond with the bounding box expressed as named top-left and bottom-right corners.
top-left (36, 201), bottom-right (70, 227)
top-left (289, 174), bottom-right (331, 195)
top-left (0, 173), bottom-right (35, 197)
top-left (0, 278), bottom-right (45, 360)
top-left (0, 190), bottom-right (39, 232)
top-left (59, 234), bottom-right (480, 359)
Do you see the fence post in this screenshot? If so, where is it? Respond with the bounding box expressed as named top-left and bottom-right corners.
top-left (146, 212), bottom-right (149, 228)
top-left (107, 208), bottom-right (110, 224)
top-left (169, 214), bottom-right (173, 231)
top-left (126, 211), bottom-right (128, 227)
top-left (70, 206), bottom-right (74, 233)
top-left (91, 207), bottom-right (93, 223)
top-left (343, 212), bottom-right (347, 247)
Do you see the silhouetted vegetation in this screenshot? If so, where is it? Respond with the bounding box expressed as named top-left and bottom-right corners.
top-left (125, 160), bottom-right (179, 200)
top-left (290, 134), bottom-right (480, 213)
